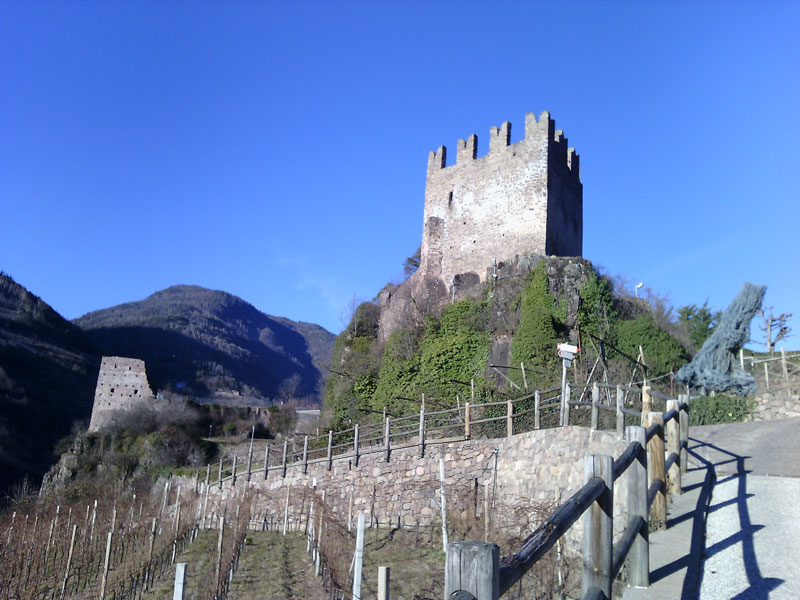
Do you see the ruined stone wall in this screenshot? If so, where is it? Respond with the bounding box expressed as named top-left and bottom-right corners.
top-left (88, 356), bottom-right (154, 431)
top-left (204, 426), bottom-right (629, 550)
top-left (421, 111), bottom-right (582, 293)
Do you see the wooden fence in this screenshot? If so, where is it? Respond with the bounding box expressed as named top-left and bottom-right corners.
top-left (445, 389), bottom-right (690, 600)
top-left (200, 379), bottom-right (680, 490)
top-left (740, 347), bottom-right (800, 393)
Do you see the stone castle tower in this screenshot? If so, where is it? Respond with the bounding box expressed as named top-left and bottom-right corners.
top-left (377, 111), bottom-right (583, 339)
top-left (88, 356), bottom-right (154, 431)
top-left (420, 111), bottom-right (582, 288)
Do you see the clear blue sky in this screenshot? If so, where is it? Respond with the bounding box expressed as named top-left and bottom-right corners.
top-left (2, 2), bottom-right (798, 349)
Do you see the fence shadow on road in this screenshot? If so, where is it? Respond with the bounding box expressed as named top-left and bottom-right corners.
top-left (680, 438), bottom-right (783, 600)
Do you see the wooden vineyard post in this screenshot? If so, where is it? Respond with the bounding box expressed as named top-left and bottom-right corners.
top-left (283, 485), bottom-right (291, 535)
top-left (534, 390), bottom-right (541, 430)
top-left (506, 399), bottom-right (513, 437)
top-left (353, 513), bottom-right (365, 600)
top-left (353, 425), bottom-right (360, 467)
top-left (464, 403), bottom-right (471, 439)
top-left (302, 436), bottom-right (309, 475)
top-left (60, 524), bottom-right (77, 600)
top-left (616, 385), bottom-right (624, 436)
top-left (591, 382), bottom-right (600, 430)
top-left (521, 362), bottom-right (528, 390)
top-left (378, 566), bottom-right (390, 600)
top-left (264, 444), bottom-right (270, 480)
top-left (218, 458), bottom-right (223, 490)
top-left (418, 406), bottom-right (425, 458)
top-left (327, 430), bottom-right (333, 470)
top-left (641, 386), bottom-right (652, 426)
top-left (384, 417), bottom-right (391, 461)
top-left (282, 440), bottom-right (288, 478)
top-left (247, 426), bottom-right (254, 482)
top-left (215, 517), bottom-right (224, 593)
top-left (173, 563), bottom-right (187, 600)
top-left (99, 531), bottom-right (113, 600)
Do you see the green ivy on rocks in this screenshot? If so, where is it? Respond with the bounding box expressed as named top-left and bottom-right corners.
top-left (510, 262), bottom-right (566, 388)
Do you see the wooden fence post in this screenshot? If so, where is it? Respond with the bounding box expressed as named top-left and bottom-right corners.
top-left (218, 458), bottom-right (223, 490)
top-left (626, 426), bottom-right (649, 588)
top-left (616, 384), bottom-right (624, 436)
top-left (353, 424), bottom-right (360, 467)
top-left (302, 436), bottom-right (309, 475)
top-left (327, 431), bottom-right (334, 470)
top-left (282, 440), bottom-right (288, 478)
top-left (445, 541), bottom-right (499, 600)
top-left (384, 417), bottom-right (391, 461)
top-left (232, 455), bottom-right (238, 487)
top-left (582, 455), bottom-right (613, 599)
top-left (418, 407), bottom-right (425, 458)
top-left (647, 412), bottom-right (667, 530)
top-left (521, 362), bottom-right (528, 390)
top-left (506, 399), bottom-right (513, 437)
top-left (264, 444), bottom-right (270, 480)
top-left (764, 362), bottom-right (770, 393)
top-left (591, 382), bottom-right (600, 431)
top-left (534, 390), bottom-right (541, 430)
top-left (173, 563), bottom-right (187, 600)
top-left (641, 386), bottom-right (652, 426)
top-left (378, 566), bottom-right (391, 600)
top-left (666, 400), bottom-right (681, 495)
top-left (679, 395), bottom-right (689, 474)
top-left (465, 403), bottom-right (471, 439)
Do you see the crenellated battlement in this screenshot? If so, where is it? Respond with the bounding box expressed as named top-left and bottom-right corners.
top-left (419, 111), bottom-right (583, 289)
top-left (426, 111), bottom-right (580, 181)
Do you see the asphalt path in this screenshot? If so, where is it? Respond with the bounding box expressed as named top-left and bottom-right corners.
top-left (691, 418), bottom-right (800, 599)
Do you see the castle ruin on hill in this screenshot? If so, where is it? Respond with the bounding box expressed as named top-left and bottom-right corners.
top-left (379, 111), bottom-right (583, 339)
top-left (88, 356), bottom-right (154, 431)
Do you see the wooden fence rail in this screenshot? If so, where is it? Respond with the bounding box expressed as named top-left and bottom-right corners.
top-left (206, 380), bottom-right (681, 489)
top-left (444, 393), bottom-right (690, 600)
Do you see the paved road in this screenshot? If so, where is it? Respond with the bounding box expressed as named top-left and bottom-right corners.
top-left (691, 418), bottom-right (800, 599)
top-left (690, 417), bottom-right (800, 477)
top-left (622, 417), bottom-right (800, 600)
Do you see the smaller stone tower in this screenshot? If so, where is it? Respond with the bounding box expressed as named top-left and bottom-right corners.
top-left (88, 356), bottom-right (154, 432)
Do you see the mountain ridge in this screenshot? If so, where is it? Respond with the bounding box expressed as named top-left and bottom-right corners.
top-left (74, 284), bottom-right (335, 405)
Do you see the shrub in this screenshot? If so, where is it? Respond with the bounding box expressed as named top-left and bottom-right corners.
top-left (690, 394), bottom-right (755, 425)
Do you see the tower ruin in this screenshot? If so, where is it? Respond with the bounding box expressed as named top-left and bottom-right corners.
top-left (420, 111), bottom-right (582, 288)
top-left (88, 356), bottom-right (154, 431)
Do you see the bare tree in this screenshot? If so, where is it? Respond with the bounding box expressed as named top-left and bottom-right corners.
top-left (758, 307), bottom-right (792, 353)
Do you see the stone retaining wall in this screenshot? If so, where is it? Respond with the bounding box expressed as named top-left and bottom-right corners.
top-left (202, 426), bottom-right (630, 550)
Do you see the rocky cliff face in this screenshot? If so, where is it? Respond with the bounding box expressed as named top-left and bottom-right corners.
top-left (0, 274), bottom-right (100, 498)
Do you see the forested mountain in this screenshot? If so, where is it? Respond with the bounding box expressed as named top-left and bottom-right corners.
top-left (0, 274), bottom-right (100, 497)
top-left (74, 285), bottom-right (335, 405)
